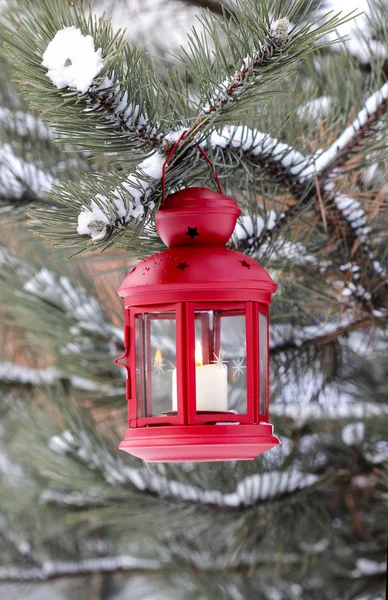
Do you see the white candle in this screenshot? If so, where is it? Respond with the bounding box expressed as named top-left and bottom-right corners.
top-left (172, 341), bottom-right (228, 411)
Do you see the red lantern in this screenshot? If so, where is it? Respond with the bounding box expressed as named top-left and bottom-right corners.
top-left (116, 186), bottom-right (279, 462)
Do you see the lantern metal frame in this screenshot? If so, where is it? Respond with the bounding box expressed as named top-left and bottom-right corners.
top-left (125, 300), bottom-right (270, 428)
top-left (117, 187), bottom-right (279, 462)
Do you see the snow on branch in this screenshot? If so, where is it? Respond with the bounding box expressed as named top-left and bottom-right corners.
top-left (41, 26), bottom-right (154, 141)
top-left (0, 362), bottom-right (118, 393)
top-left (23, 267), bottom-right (123, 343)
top-left (206, 78), bottom-right (388, 181)
top-left (204, 124), bottom-right (311, 181)
top-left (48, 428), bottom-right (318, 507)
top-left (270, 399), bottom-right (388, 427)
top-left (151, 469), bottom-right (319, 507)
top-left (77, 152), bottom-right (164, 240)
top-left (0, 555), bottom-right (161, 582)
top-left (0, 107), bottom-right (51, 140)
top-left (311, 82), bottom-right (388, 176)
top-left (0, 144), bottom-right (54, 200)
top-left (0, 515), bottom-right (32, 559)
top-left (270, 317), bottom-right (380, 353)
top-left (351, 558), bottom-right (387, 578)
top-left (42, 26), bottom-right (103, 94)
top-left (203, 19), bottom-right (289, 114)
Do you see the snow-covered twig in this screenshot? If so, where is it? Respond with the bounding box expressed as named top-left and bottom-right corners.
top-left (351, 558), bottom-right (387, 578)
top-left (270, 400), bottom-right (388, 426)
top-left (0, 143), bottom-right (54, 200)
top-left (77, 152), bottom-right (164, 240)
top-left (23, 267), bottom-right (123, 344)
top-left (0, 555), bottom-right (161, 582)
top-left (48, 429), bottom-right (320, 508)
top-left (0, 515), bottom-right (32, 559)
top-left (270, 317), bottom-right (384, 354)
top-left (313, 82), bottom-right (388, 177)
top-left (0, 362), bottom-right (119, 393)
top-left (203, 19), bottom-right (289, 114)
top-left (203, 83), bottom-right (388, 306)
top-left (0, 107), bottom-right (51, 140)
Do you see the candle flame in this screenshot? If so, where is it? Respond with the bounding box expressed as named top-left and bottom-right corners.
top-left (195, 340), bottom-right (203, 366)
top-left (154, 348), bottom-right (163, 364)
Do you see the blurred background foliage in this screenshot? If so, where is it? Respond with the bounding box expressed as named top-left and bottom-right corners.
top-left (0, 0), bottom-right (387, 599)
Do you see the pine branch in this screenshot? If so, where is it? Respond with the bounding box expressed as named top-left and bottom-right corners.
top-left (3, 0), bottom-right (349, 250)
top-left (178, 0), bottom-right (232, 15)
top-left (206, 85), bottom-right (388, 309)
top-left (270, 317), bottom-right (387, 355)
top-left (0, 556), bottom-right (161, 583)
top-left (0, 361), bottom-right (119, 393)
top-left (0, 143), bottom-right (54, 202)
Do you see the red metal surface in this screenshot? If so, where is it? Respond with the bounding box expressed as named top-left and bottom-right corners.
top-left (117, 187), bottom-right (278, 462)
top-left (119, 423), bottom-right (280, 462)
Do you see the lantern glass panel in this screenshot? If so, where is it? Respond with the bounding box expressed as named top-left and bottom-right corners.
top-left (259, 311), bottom-right (268, 415)
top-left (135, 312), bottom-right (177, 418)
top-left (194, 309), bottom-right (247, 413)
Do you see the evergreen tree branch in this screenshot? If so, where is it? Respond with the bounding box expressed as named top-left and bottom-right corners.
top-left (3, 0), bottom-right (349, 249)
top-left (178, 0), bottom-right (232, 15)
top-left (206, 120), bottom-right (387, 309)
top-left (318, 87), bottom-right (388, 179)
top-left (270, 317), bottom-right (388, 355)
top-left (0, 556), bottom-right (162, 583)
top-left (266, 82), bottom-right (388, 238)
top-left (0, 361), bottom-right (119, 393)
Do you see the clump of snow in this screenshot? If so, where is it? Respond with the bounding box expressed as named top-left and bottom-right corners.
top-left (297, 96), bottom-right (333, 120)
top-left (48, 430), bottom-right (76, 454)
top-left (352, 558), bottom-right (386, 577)
top-left (77, 200), bottom-right (111, 241)
top-left (364, 440), bottom-right (388, 464)
top-left (352, 474), bottom-right (377, 488)
top-left (42, 26), bottom-right (103, 94)
top-left (77, 152), bottom-right (165, 240)
top-left (234, 212), bottom-right (278, 241)
top-left (300, 538), bottom-right (329, 553)
top-left (342, 422), bottom-right (365, 445)
top-left (162, 128), bottom-right (187, 148)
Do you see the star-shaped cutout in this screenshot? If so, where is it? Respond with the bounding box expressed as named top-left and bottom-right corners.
top-left (177, 261), bottom-right (189, 271)
top-left (240, 260), bottom-right (251, 269)
top-left (186, 227), bottom-right (199, 240)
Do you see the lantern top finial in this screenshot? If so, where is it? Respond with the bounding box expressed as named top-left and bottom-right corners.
top-left (156, 187), bottom-right (241, 248)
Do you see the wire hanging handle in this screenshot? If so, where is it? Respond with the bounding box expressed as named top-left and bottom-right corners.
top-left (161, 130), bottom-right (223, 205)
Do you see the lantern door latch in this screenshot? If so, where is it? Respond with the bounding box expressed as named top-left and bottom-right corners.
top-left (114, 326), bottom-right (129, 372)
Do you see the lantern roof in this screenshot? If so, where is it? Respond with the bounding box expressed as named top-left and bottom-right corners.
top-left (119, 187), bottom-right (277, 299)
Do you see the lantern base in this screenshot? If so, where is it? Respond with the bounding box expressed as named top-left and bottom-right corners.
top-left (119, 423), bottom-right (279, 462)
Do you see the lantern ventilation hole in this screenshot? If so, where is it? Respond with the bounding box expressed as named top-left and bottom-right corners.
top-left (240, 260), bottom-right (251, 269)
top-left (177, 261), bottom-right (189, 271)
top-left (186, 226), bottom-right (199, 239)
